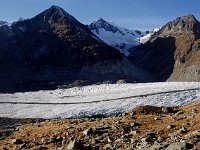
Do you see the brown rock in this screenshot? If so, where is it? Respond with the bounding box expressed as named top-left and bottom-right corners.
top-left (67, 140), bottom-right (83, 150)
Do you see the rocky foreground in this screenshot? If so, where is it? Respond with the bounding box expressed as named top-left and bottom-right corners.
top-left (0, 100), bottom-right (200, 150)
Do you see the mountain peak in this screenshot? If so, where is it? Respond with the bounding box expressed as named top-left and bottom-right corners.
top-left (33, 5), bottom-right (80, 26)
top-left (0, 20), bottom-right (9, 26)
top-left (89, 18), bottom-right (120, 34)
top-left (48, 5), bottom-right (68, 14)
top-left (45, 5), bottom-right (70, 18)
top-left (93, 18), bottom-right (111, 27)
top-left (50, 5), bottom-right (61, 9)
top-left (181, 14), bottom-right (196, 21)
top-left (50, 5), bottom-right (62, 10)
top-left (155, 14), bottom-right (200, 39)
top-left (175, 14), bottom-right (198, 26)
top-left (96, 17), bottom-right (107, 23)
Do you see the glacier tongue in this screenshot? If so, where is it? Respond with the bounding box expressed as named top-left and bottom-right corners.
top-left (0, 82), bottom-right (200, 118)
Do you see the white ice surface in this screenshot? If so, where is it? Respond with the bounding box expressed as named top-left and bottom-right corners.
top-left (139, 27), bottom-right (161, 44)
top-left (0, 82), bottom-right (200, 118)
top-left (91, 28), bottom-right (145, 56)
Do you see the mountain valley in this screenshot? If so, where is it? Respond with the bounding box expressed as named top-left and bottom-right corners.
top-left (0, 4), bottom-right (200, 150)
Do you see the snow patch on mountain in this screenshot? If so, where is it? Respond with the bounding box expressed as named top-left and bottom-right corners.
top-left (89, 18), bottom-right (147, 56)
top-left (139, 27), bottom-right (161, 44)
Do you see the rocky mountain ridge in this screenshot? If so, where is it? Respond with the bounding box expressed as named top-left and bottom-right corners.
top-left (130, 14), bottom-right (200, 81)
top-left (0, 21), bottom-right (9, 26)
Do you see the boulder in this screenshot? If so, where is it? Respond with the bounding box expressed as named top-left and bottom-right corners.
top-left (67, 140), bottom-right (83, 150)
top-left (166, 142), bottom-right (193, 150)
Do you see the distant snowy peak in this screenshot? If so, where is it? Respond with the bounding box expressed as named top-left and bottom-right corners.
top-left (89, 18), bottom-right (145, 37)
top-left (0, 21), bottom-right (9, 26)
top-left (89, 18), bottom-right (122, 34)
top-left (89, 18), bottom-right (147, 56)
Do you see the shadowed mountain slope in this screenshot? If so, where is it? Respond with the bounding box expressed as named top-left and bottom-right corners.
top-left (130, 14), bottom-right (200, 81)
top-left (0, 6), bottom-right (152, 93)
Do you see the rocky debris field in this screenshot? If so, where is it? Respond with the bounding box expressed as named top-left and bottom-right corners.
top-left (0, 100), bottom-right (200, 150)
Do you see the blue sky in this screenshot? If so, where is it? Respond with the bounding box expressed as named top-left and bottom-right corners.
top-left (1, 0), bottom-right (200, 30)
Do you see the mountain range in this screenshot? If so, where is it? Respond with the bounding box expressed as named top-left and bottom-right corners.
top-left (0, 21), bottom-right (9, 26)
top-left (0, 6), bottom-right (199, 92)
top-left (0, 5), bottom-right (152, 92)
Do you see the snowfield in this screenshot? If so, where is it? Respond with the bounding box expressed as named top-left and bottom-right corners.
top-left (0, 82), bottom-right (200, 118)
top-left (91, 28), bottom-right (143, 56)
top-left (139, 27), bottom-right (160, 44)
top-left (89, 18), bottom-right (147, 56)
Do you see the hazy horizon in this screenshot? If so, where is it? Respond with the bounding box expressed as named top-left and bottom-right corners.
top-left (1, 0), bottom-right (200, 30)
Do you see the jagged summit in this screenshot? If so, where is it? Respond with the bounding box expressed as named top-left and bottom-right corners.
top-left (148, 14), bottom-right (200, 42)
top-left (89, 17), bottom-right (120, 33)
top-left (45, 5), bottom-right (71, 17)
top-left (175, 14), bottom-right (199, 32)
top-left (95, 18), bottom-right (117, 27)
top-left (170, 14), bottom-right (199, 30)
top-left (155, 14), bottom-right (200, 38)
top-left (93, 18), bottom-right (110, 25)
top-left (0, 21), bottom-right (9, 26)
top-left (35, 5), bottom-right (80, 25)
top-left (96, 17), bottom-right (106, 22)
top-left (11, 5), bottom-right (81, 28)
top-left (50, 5), bottom-right (62, 10)
top-left (179, 14), bottom-right (197, 22)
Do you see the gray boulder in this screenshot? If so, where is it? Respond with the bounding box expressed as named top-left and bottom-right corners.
top-left (166, 142), bottom-right (192, 150)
